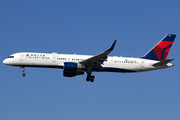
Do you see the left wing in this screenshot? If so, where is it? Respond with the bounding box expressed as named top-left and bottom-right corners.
top-left (79, 40), bottom-right (116, 69)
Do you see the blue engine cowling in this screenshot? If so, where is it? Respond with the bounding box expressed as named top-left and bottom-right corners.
top-left (64, 62), bottom-right (77, 71)
top-left (63, 62), bottom-right (84, 77)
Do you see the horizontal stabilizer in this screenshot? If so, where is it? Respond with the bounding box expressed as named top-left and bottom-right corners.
top-left (152, 59), bottom-right (174, 66)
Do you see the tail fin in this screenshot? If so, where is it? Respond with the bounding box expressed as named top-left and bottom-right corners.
top-left (142, 34), bottom-right (176, 61)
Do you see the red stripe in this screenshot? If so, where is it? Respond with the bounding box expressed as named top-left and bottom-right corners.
top-left (158, 41), bottom-right (173, 49)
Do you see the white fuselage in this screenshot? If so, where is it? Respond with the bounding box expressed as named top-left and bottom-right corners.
top-left (3, 34), bottom-right (176, 82)
top-left (3, 52), bottom-right (173, 73)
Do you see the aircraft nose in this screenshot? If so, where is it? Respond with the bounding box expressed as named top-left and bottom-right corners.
top-left (3, 59), bottom-right (8, 65)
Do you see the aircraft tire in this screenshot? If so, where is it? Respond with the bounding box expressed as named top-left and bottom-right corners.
top-left (86, 78), bottom-right (89, 81)
top-left (22, 73), bottom-right (26, 77)
top-left (90, 79), bottom-right (94, 82)
top-left (90, 75), bottom-right (95, 82)
top-left (86, 75), bottom-right (95, 82)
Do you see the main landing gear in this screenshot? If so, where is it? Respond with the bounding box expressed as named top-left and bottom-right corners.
top-left (86, 66), bottom-right (95, 82)
top-left (21, 67), bottom-right (26, 77)
top-left (86, 74), bottom-right (95, 82)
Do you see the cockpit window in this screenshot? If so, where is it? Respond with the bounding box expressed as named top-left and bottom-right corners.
top-left (8, 56), bottom-right (14, 58)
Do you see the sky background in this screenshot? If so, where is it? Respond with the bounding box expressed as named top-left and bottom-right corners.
top-left (0, 0), bottom-right (180, 120)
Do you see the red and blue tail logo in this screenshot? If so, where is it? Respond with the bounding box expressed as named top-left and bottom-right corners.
top-left (143, 34), bottom-right (176, 61)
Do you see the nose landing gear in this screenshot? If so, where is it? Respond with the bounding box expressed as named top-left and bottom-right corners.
top-left (21, 67), bottom-right (26, 77)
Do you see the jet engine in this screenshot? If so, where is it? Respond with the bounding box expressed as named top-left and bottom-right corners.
top-left (63, 62), bottom-right (85, 77)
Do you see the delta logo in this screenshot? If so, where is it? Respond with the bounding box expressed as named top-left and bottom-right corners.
top-left (153, 41), bottom-right (173, 61)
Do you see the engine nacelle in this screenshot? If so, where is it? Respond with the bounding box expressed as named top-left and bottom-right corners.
top-left (64, 62), bottom-right (77, 71)
top-left (63, 62), bottom-right (85, 77)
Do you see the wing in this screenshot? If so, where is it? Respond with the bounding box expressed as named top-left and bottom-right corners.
top-left (79, 40), bottom-right (117, 69)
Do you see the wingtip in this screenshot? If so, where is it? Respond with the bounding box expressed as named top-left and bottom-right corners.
top-left (108, 40), bottom-right (117, 51)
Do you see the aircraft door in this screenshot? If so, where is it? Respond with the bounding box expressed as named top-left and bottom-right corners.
top-left (141, 61), bottom-right (144, 67)
top-left (52, 54), bottom-right (57, 63)
top-left (19, 54), bottom-right (23, 61)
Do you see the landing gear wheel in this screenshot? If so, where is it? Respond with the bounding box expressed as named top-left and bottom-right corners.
top-left (86, 75), bottom-right (91, 82)
top-left (86, 75), bottom-right (95, 82)
top-left (22, 73), bottom-right (26, 77)
top-left (90, 75), bottom-right (95, 82)
top-left (21, 67), bottom-right (26, 77)
top-left (90, 78), bottom-right (94, 82)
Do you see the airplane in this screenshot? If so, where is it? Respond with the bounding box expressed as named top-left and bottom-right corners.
top-left (3, 34), bottom-right (176, 82)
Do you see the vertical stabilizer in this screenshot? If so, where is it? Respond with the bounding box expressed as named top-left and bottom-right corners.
top-left (142, 34), bottom-right (176, 61)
